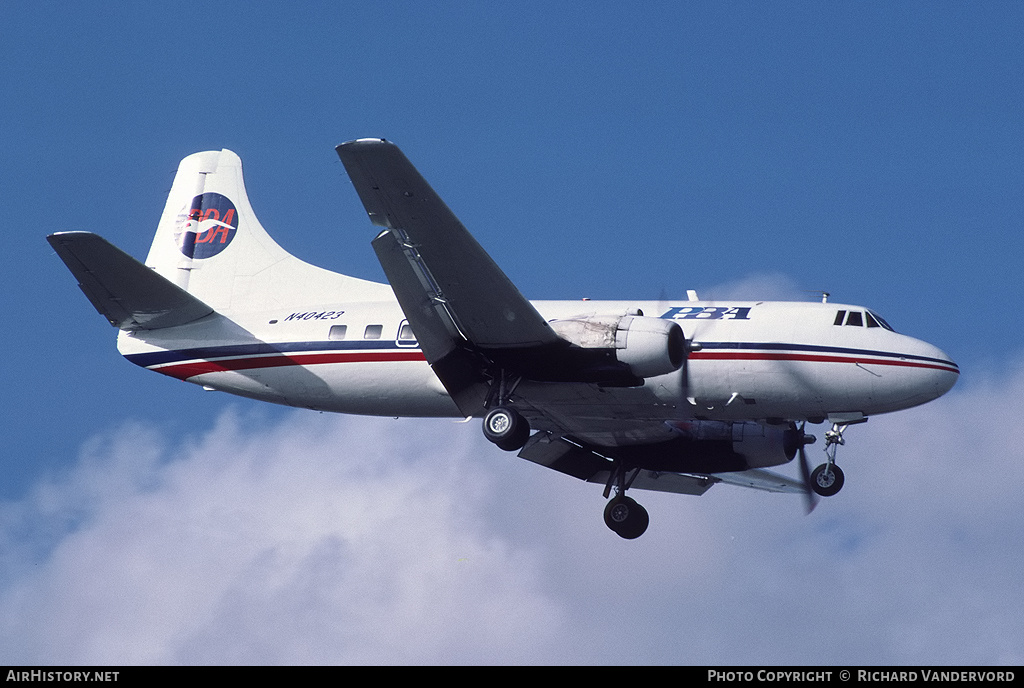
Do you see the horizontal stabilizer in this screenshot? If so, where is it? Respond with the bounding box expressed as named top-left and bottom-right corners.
top-left (47, 232), bottom-right (214, 330)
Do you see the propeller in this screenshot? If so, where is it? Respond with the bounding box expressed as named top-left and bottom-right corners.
top-left (653, 288), bottom-right (696, 416)
top-left (794, 422), bottom-right (819, 514)
top-left (658, 290), bottom-right (817, 514)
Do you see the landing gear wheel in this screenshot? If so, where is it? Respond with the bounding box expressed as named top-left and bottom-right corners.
top-left (603, 495), bottom-right (649, 539)
top-left (810, 463), bottom-right (845, 497)
top-left (482, 406), bottom-right (530, 451)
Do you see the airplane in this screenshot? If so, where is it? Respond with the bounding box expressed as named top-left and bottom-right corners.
top-left (47, 140), bottom-right (960, 538)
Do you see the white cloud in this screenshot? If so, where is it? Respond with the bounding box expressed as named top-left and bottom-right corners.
top-left (0, 412), bottom-right (568, 665)
top-left (2, 362), bottom-right (1023, 665)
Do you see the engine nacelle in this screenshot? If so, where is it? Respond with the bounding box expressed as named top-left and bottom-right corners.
top-left (615, 315), bottom-right (686, 378)
top-left (549, 313), bottom-right (685, 379)
top-left (663, 420), bottom-right (801, 470)
top-left (610, 420), bottom-right (806, 473)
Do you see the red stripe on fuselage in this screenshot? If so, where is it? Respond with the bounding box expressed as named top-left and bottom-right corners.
top-left (152, 350), bottom-right (427, 381)
top-left (689, 351), bottom-right (960, 373)
top-left (149, 347), bottom-right (958, 382)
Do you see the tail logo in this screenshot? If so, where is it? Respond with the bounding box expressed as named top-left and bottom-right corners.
top-left (175, 192), bottom-right (239, 259)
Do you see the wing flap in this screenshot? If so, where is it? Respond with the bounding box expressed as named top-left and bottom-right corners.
top-left (337, 139), bottom-right (559, 350)
top-left (593, 470), bottom-right (716, 496)
top-left (47, 232), bottom-right (214, 330)
top-left (371, 229), bottom-right (460, 362)
top-left (708, 468), bottom-right (806, 494)
top-left (518, 432), bottom-right (612, 480)
top-left (372, 229), bottom-right (489, 413)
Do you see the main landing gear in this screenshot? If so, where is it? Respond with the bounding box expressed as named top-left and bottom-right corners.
top-left (809, 419), bottom-right (865, 497)
top-left (480, 390), bottom-right (649, 538)
top-left (481, 370), bottom-right (532, 452)
top-left (482, 406), bottom-right (531, 451)
top-left (602, 464), bottom-right (649, 539)
top-left (604, 494), bottom-right (649, 539)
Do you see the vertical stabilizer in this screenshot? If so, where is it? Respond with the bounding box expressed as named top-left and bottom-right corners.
top-left (145, 150), bottom-right (391, 313)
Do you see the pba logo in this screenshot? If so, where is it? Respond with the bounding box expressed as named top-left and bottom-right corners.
top-left (175, 192), bottom-right (239, 259)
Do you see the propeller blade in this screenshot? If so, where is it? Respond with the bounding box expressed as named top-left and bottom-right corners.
top-left (797, 425), bottom-right (819, 514)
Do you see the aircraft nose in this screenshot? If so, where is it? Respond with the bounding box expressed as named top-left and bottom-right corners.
top-left (905, 337), bottom-right (959, 403)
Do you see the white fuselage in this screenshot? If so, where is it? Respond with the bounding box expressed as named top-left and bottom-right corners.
top-left (117, 296), bottom-right (959, 445)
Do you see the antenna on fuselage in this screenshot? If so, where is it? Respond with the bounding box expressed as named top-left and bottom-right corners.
top-left (804, 290), bottom-right (831, 303)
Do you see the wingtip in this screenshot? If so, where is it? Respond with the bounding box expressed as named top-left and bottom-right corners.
top-left (337, 137), bottom-right (390, 151)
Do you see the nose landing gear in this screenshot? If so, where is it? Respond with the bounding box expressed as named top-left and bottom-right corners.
top-left (810, 462), bottom-right (845, 497)
top-left (809, 418), bottom-right (865, 497)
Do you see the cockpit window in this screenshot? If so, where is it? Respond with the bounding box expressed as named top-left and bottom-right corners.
top-left (867, 310), bottom-right (895, 332)
top-left (834, 309), bottom-right (895, 331)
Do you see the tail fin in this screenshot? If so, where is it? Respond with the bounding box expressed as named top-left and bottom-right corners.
top-left (145, 149), bottom-right (391, 313)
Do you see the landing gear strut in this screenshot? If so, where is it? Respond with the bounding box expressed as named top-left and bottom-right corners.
top-left (810, 418), bottom-right (865, 497)
top-left (602, 463), bottom-right (649, 539)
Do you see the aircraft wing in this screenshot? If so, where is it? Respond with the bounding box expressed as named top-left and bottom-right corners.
top-left (336, 139), bottom-right (559, 352)
top-left (47, 231), bottom-right (214, 330)
top-left (517, 432), bottom-right (715, 495)
top-left (517, 432), bottom-right (805, 496)
top-left (337, 140), bottom-right (808, 505)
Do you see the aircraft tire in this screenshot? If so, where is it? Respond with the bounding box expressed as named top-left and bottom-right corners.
top-left (483, 406), bottom-right (530, 451)
top-left (604, 495), bottom-right (649, 539)
top-left (810, 463), bottom-right (845, 497)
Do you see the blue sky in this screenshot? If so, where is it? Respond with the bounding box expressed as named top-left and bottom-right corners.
top-left (2, 2), bottom-right (1022, 664)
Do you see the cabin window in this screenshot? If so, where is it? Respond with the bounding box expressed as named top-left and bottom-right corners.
top-left (364, 324), bottom-right (383, 340)
top-left (833, 310), bottom-right (846, 326)
top-left (328, 325), bottom-right (347, 340)
top-left (845, 311), bottom-right (863, 327)
top-left (398, 322), bottom-right (416, 341)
